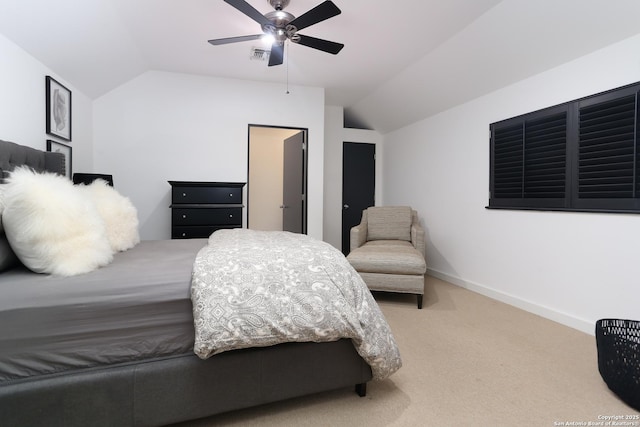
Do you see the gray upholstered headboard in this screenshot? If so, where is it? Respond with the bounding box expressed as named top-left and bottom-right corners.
top-left (0, 139), bottom-right (65, 182)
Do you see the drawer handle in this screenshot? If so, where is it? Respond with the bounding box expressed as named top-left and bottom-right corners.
top-left (181, 232), bottom-right (186, 237)
top-left (229, 193), bottom-right (233, 197)
top-left (229, 214), bottom-right (233, 218)
top-left (182, 193), bottom-right (187, 197)
top-left (182, 214), bottom-right (187, 219)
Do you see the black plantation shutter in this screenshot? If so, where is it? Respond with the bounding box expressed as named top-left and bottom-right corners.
top-left (575, 89), bottom-right (639, 208)
top-left (489, 81), bottom-right (640, 213)
top-left (493, 123), bottom-right (523, 199)
top-left (490, 106), bottom-right (567, 209)
top-left (579, 94), bottom-right (636, 198)
top-left (524, 112), bottom-right (567, 199)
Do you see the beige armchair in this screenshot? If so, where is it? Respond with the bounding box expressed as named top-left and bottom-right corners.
top-left (346, 206), bottom-right (427, 309)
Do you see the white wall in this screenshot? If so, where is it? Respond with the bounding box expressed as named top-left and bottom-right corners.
top-left (0, 33), bottom-right (93, 170)
top-left (383, 34), bottom-right (640, 334)
top-left (324, 105), bottom-right (383, 250)
top-left (93, 71), bottom-right (325, 241)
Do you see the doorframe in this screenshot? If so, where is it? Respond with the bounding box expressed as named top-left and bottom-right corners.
top-left (246, 124), bottom-right (308, 233)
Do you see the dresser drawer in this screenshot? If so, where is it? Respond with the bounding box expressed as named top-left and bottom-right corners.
top-left (172, 207), bottom-right (242, 226)
top-left (172, 225), bottom-right (239, 239)
top-left (172, 186), bottom-right (242, 204)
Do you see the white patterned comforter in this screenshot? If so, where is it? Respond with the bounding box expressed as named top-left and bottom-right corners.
top-left (191, 229), bottom-right (402, 380)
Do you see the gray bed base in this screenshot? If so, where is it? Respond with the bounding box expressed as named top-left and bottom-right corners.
top-left (0, 340), bottom-right (372, 427)
top-left (0, 139), bottom-right (373, 426)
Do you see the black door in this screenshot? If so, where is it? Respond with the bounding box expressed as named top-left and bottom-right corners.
top-left (282, 131), bottom-right (305, 233)
top-left (342, 142), bottom-right (375, 255)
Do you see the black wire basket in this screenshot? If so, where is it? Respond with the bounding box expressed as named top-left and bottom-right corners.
top-left (595, 319), bottom-right (640, 411)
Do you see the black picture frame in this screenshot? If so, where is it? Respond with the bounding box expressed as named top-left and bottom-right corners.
top-left (46, 76), bottom-right (72, 141)
top-left (47, 140), bottom-right (72, 179)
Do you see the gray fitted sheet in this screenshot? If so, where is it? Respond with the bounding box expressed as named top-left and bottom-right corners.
top-left (0, 238), bottom-right (207, 383)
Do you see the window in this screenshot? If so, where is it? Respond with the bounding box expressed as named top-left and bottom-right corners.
top-left (488, 82), bottom-right (640, 213)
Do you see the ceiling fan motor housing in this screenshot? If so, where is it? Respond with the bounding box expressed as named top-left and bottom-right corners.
top-left (263, 10), bottom-right (296, 44)
top-left (268, 0), bottom-right (290, 10)
top-left (264, 10), bottom-right (295, 28)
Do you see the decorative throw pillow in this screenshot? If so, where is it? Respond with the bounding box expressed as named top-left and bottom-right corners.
top-left (77, 179), bottom-right (140, 252)
top-left (367, 206), bottom-right (413, 241)
top-left (2, 167), bottom-right (113, 276)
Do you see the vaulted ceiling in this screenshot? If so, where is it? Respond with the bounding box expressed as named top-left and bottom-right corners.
top-left (1, 0), bottom-right (639, 133)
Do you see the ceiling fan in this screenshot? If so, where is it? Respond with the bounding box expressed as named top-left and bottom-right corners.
top-left (208, 0), bottom-right (344, 67)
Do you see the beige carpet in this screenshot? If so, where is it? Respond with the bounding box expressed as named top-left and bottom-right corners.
top-left (173, 276), bottom-right (638, 426)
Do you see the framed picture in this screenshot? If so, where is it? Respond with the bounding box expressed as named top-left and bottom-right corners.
top-left (46, 76), bottom-right (72, 141)
top-left (47, 140), bottom-right (72, 179)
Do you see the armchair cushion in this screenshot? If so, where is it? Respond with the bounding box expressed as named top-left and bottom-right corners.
top-left (367, 206), bottom-right (412, 241)
top-left (347, 240), bottom-right (426, 275)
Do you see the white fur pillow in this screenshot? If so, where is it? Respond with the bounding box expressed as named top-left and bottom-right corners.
top-left (2, 167), bottom-right (113, 276)
top-left (77, 179), bottom-right (140, 252)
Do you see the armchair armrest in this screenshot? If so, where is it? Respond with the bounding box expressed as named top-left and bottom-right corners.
top-left (411, 223), bottom-right (426, 258)
top-left (350, 223), bottom-right (367, 253)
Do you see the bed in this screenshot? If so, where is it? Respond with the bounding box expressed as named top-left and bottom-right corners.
top-left (0, 139), bottom-right (400, 426)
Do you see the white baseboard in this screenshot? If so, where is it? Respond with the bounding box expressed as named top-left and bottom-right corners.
top-left (426, 268), bottom-right (595, 336)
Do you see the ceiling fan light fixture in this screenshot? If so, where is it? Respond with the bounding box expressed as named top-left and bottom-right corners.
top-left (261, 34), bottom-right (275, 45)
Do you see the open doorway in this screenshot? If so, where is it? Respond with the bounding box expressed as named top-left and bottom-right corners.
top-left (247, 125), bottom-right (308, 234)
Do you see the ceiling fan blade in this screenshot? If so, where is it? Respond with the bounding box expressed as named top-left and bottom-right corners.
top-left (223, 0), bottom-right (271, 27)
top-left (295, 34), bottom-right (344, 55)
top-left (288, 1), bottom-right (341, 32)
top-left (208, 34), bottom-right (263, 45)
top-left (268, 43), bottom-right (284, 66)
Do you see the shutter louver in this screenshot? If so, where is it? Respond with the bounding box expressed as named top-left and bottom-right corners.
top-left (524, 113), bottom-right (566, 198)
top-left (493, 124), bottom-right (523, 198)
top-left (579, 94), bottom-right (637, 198)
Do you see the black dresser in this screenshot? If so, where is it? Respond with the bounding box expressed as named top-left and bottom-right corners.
top-left (168, 181), bottom-right (245, 239)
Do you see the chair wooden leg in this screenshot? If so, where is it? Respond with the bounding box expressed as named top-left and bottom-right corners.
top-left (417, 294), bottom-right (423, 309)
